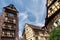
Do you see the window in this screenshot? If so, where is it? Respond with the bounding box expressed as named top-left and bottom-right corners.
top-left (9, 13), bottom-right (14, 17)
top-left (30, 39), bottom-right (32, 40)
top-left (2, 32), bottom-right (4, 36)
top-left (36, 37), bottom-right (38, 40)
top-left (5, 17), bottom-right (8, 21)
top-left (55, 19), bottom-right (60, 25)
top-left (3, 24), bottom-right (5, 26)
top-left (48, 10), bottom-right (50, 13)
top-left (55, 2), bottom-right (59, 6)
top-left (51, 25), bottom-right (54, 30)
top-left (52, 5), bottom-right (55, 9)
top-left (7, 32), bottom-right (10, 36)
top-left (2, 24), bottom-right (6, 28)
top-left (55, 20), bottom-right (59, 24)
top-left (58, 19), bottom-right (60, 25)
top-left (48, 7), bottom-right (54, 17)
top-left (8, 25), bottom-right (11, 29)
top-left (48, 0), bottom-right (53, 6)
top-left (54, 19), bottom-right (60, 27)
top-left (12, 32), bottom-right (14, 36)
top-left (27, 29), bottom-right (28, 30)
top-left (13, 19), bottom-right (16, 23)
top-left (58, 0), bottom-right (60, 2)
top-left (54, 2), bottom-right (60, 9)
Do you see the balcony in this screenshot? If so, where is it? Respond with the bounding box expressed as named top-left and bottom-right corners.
top-left (5, 17), bottom-right (16, 24)
top-left (2, 24), bottom-right (16, 30)
top-left (1, 31), bottom-right (15, 38)
top-left (2, 26), bottom-right (16, 31)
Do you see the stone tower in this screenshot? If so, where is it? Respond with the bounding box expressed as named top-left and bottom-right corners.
top-left (0, 4), bottom-right (19, 40)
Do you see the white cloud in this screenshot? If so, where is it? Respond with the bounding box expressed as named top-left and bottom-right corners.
top-left (14, 0), bottom-right (23, 6)
top-left (19, 12), bottom-right (28, 21)
top-left (19, 22), bottom-right (25, 30)
top-left (0, 0), bottom-right (7, 6)
top-left (32, 0), bottom-right (38, 2)
top-left (35, 23), bottom-right (45, 27)
top-left (19, 31), bottom-right (22, 37)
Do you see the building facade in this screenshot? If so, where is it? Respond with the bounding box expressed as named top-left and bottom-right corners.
top-left (0, 4), bottom-right (19, 40)
top-left (46, 0), bottom-right (60, 32)
top-left (22, 24), bottom-right (49, 40)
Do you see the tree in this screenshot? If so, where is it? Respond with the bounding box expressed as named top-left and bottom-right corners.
top-left (48, 25), bottom-right (60, 40)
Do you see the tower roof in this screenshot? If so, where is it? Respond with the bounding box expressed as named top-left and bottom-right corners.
top-left (25, 23), bottom-right (45, 30)
top-left (3, 4), bottom-right (18, 13)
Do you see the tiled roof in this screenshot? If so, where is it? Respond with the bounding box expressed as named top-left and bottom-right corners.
top-left (26, 23), bottom-right (45, 30)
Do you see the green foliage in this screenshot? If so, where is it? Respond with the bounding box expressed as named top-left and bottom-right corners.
top-left (48, 25), bottom-right (60, 40)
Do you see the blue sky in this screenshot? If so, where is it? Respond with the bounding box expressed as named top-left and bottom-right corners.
top-left (0, 0), bottom-right (46, 37)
